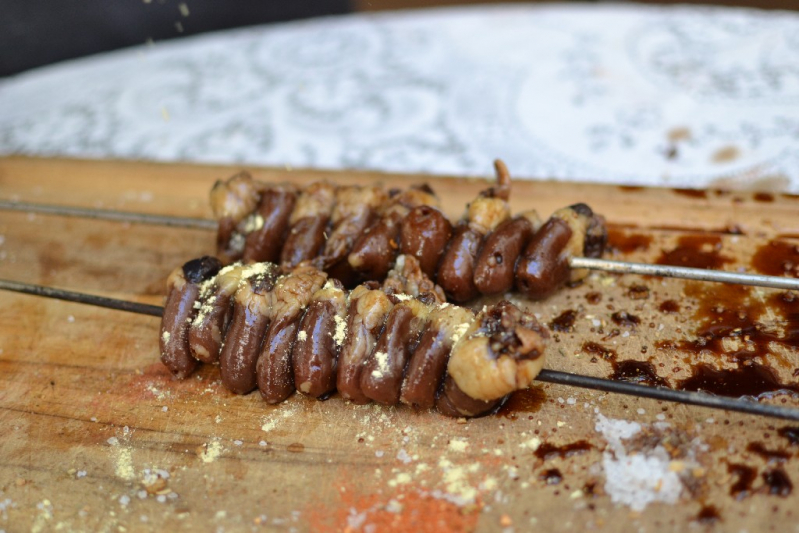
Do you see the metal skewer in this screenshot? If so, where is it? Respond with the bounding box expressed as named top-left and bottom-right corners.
top-left (0, 199), bottom-right (216, 230)
top-left (4, 199), bottom-right (798, 291)
top-left (2, 278), bottom-right (798, 421)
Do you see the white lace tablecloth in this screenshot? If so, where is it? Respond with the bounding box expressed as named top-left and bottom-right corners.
top-left (1, 3), bottom-right (798, 190)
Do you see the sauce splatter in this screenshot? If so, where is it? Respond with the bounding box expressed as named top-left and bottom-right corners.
top-left (585, 292), bottom-right (602, 305)
top-left (751, 240), bottom-right (799, 277)
top-left (778, 427), bottom-right (799, 446)
top-left (753, 192), bottom-right (775, 202)
top-left (659, 300), bottom-right (680, 314)
top-left (673, 188), bottom-right (708, 199)
top-left (540, 468), bottom-right (563, 485)
top-left (729, 464), bottom-right (757, 500)
top-left (763, 469), bottom-right (793, 496)
top-left (746, 442), bottom-right (790, 462)
top-left (611, 311), bottom-right (640, 328)
top-left (607, 229), bottom-right (653, 254)
top-left (498, 388), bottom-right (547, 419)
top-left (581, 342), bottom-right (617, 362)
top-left (549, 310), bottom-right (578, 332)
top-left (657, 235), bottom-right (732, 270)
top-left (534, 440), bottom-right (593, 461)
top-left (611, 361), bottom-right (668, 387)
top-left (678, 363), bottom-right (799, 399)
top-left (695, 505), bottom-right (721, 524)
top-left (627, 285), bottom-right (650, 300)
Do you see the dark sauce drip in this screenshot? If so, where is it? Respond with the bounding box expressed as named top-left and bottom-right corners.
top-left (695, 505), bottom-right (721, 524)
top-left (611, 311), bottom-right (640, 328)
top-left (673, 188), bottom-right (708, 199)
top-left (778, 427), bottom-right (799, 446)
top-left (498, 387), bottom-right (547, 419)
top-left (540, 468), bottom-right (563, 485)
top-left (763, 469), bottom-right (793, 496)
top-left (618, 185), bottom-right (644, 192)
top-left (751, 240), bottom-right (799, 277)
top-left (747, 442), bottom-right (790, 462)
top-left (728, 464), bottom-right (757, 500)
top-left (659, 300), bottom-right (680, 314)
top-left (549, 310), bottom-right (578, 332)
top-left (753, 192), bottom-right (775, 203)
top-left (611, 360), bottom-right (668, 387)
top-left (607, 229), bottom-right (653, 254)
top-left (678, 363), bottom-right (799, 399)
top-left (657, 235), bottom-right (732, 270)
top-left (534, 440), bottom-right (593, 461)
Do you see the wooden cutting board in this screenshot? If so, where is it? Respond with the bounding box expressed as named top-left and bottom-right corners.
top-left (1, 156), bottom-right (798, 532)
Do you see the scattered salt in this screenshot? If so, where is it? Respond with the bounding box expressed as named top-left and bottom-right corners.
top-left (76, 470), bottom-right (87, 478)
top-left (397, 449), bottom-right (412, 464)
top-left (119, 495), bottom-right (130, 507)
top-left (595, 414), bottom-right (683, 511)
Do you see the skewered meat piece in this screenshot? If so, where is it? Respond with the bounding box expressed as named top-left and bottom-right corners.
top-left (160, 255), bottom-right (549, 417)
top-left (210, 161), bottom-right (607, 302)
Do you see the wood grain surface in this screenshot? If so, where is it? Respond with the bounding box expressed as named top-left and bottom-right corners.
top-left (1, 156), bottom-right (798, 532)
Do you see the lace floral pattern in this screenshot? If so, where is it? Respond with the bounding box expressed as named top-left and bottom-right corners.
top-left (1, 4), bottom-right (798, 190)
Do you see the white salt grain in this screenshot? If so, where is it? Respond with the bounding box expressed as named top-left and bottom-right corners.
top-left (595, 415), bottom-right (682, 512)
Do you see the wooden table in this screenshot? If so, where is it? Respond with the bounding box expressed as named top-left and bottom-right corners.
top-left (1, 157), bottom-right (798, 532)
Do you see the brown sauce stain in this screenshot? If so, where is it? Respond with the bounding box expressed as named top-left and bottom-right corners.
top-left (534, 440), bottom-right (593, 461)
top-left (582, 342), bottom-right (617, 362)
top-left (778, 427), bottom-right (799, 446)
top-left (627, 285), bottom-right (650, 300)
top-left (659, 300), bottom-right (680, 314)
top-left (611, 311), bottom-right (640, 328)
top-left (763, 469), bottom-right (793, 496)
top-left (671, 286), bottom-right (799, 381)
top-left (540, 468), bottom-right (563, 485)
top-left (657, 234), bottom-right (731, 270)
top-left (585, 292), bottom-right (602, 305)
top-left (747, 442), bottom-right (790, 462)
top-left (607, 229), bottom-right (653, 254)
top-left (751, 240), bottom-right (799, 277)
top-left (678, 363), bottom-right (799, 399)
top-left (673, 188), bottom-right (708, 199)
top-left (611, 361), bottom-right (668, 387)
top-left (729, 464), bottom-right (757, 500)
top-left (754, 192), bottom-right (775, 203)
top-left (498, 387), bottom-right (547, 419)
top-left (287, 442), bottom-right (305, 453)
top-left (549, 310), bottom-right (578, 332)
top-left (695, 505), bottom-right (721, 524)
top-left (712, 145), bottom-right (741, 164)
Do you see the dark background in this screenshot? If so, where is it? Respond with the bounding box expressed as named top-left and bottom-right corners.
top-left (2, 0), bottom-right (796, 78)
top-left (0, 0), bottom-right (351, 77)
